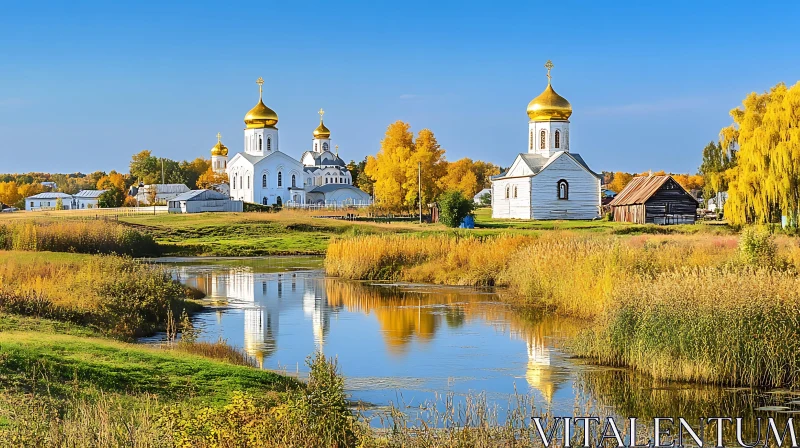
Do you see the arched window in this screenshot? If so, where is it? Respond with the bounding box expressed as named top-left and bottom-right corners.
top-left (513, 186), bottom-right (518, 198)
top-left (505, 186), bottom-right (510, 199)
top-left (315, 143), bottom-right (318, 151)
top-left (291, 174), bottom-right (296, 188)
top-left (262, 197), bottom-right (268, 205)
top-left (239, 176), bottom-right (243, 190)
top-left (233, 177), bottom-right (236, 190)
top-left (557, 179), bottom-right (569, 200)
top-left (276, 196), bottom-right (282, 207)
top-left (224, 160), bottom-right (226, 168)
top-left (540, 130), bottom-right (546, 150)
top-left (267, 137), bottom-right (272, 151)
top-left (278, 172), bottom-right (283, 187)
top-left (323, 142), bottom-right (329, 151)
top-left (262, 174), bottom-right (267, 188)
top-left (247, 176), bottom-right (250, 189)
top-left (529, 130), bottom-right (533, 150)
top-left (259, 137), bottom-right (262, 152)
top-left (555, 130), bottom-right (560, 149)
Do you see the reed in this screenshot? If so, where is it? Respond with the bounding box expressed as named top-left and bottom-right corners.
top-left (0, 219), bottom-right (158, 256)
top-left (326, 231), bottom-right (800, 387)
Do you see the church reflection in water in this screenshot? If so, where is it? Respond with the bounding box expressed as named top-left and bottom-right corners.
top-left (173, 263), bottom-right (579, 403)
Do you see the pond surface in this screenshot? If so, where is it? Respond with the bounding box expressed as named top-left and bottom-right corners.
top-left (149, 257), bottom-right (796, 434)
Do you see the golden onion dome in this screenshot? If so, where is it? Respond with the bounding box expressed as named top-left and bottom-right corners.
top-left (313, 108), bottom-right (331, 139)
top-left (244, 77), bottom-right (279, 129)
top-left (211, 132), bottom-right (228, 156)
top-left (313, 121), bottom-right (331, 139)
top-left (527, 60), bottom-right (572, 121)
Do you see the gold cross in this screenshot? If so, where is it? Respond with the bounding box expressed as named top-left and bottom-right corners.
top-left (544, 60), bottom-right (554, 82)
top-left (216, 132), bottom-right (221, 142)
top-left (256, 77), bottom-right (264, 99)
top-left (335, 145), bottom-right (339, 155)
top-left (318, 108), bottom-right (325, 120)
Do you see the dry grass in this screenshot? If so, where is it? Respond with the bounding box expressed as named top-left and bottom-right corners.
top-left (0, 219), bottom-right (158, 256)
top-left (165, 339), bottom-right (259, 368)
top-left (0, 251), bottom-right (197, 338)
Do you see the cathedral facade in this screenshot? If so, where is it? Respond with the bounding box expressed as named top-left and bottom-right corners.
top-left (491, 61), bottom-right (601, 220)
top-left (221, 78), bottom-right (372, 207)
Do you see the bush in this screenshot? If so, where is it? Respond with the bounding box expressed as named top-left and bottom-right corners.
top-left (437, 190), bottom-right (474, 228)
top-left (739, 226), bottom-right (778, 268)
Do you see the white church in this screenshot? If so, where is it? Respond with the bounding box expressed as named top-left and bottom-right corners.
top-left (212, 77), bottom-right (372, 207)
top-left (491, 61), bottom-right (601, 220)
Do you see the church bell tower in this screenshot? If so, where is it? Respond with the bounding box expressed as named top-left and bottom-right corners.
top-left (312, 108), bottom-right (332, 153)
top-left (527, 60), bottom-right (571, 158)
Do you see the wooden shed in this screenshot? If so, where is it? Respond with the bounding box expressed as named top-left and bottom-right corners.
top-left (609, 175), bottom-right (698, 224)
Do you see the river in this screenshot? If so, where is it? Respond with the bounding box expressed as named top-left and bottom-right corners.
top-left (147, 256), bottom-right (796, 434)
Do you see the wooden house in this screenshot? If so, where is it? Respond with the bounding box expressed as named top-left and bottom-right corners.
top-left (609, 175), bottom-right (698, 224)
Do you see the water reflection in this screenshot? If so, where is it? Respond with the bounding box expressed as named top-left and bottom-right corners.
top-left (161, 257), bottom-right (776, 432)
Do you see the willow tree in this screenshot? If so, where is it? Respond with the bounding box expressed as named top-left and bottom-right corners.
top-left (723, 82), bottom-right (800, 226)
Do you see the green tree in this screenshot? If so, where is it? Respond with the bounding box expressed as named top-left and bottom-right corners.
top-left (97, 186), bottom-right (126, 208)
top-left (55, 197), bottom-right (64, 210)
top-left (699, 141), bottom-right (734, 201)
top-left (437, 190), bottom-right (474, 228)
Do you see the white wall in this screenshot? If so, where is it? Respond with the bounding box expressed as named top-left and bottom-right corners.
top-left (530, 155), bottom-right (600, 220)
top-left (528, 120), bottom-right (570, 157)
top-left (491, 178), bottom-right (532, 219)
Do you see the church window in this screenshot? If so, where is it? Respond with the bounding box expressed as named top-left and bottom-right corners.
top-left (291, 174), bottom-right (296, 187)
top-left (262, 197), bottom-right (268, 205)
top-left (557, 179), bottom-right (569, 200)
top-left (278, 172), bottom-right (283, 187)
top-left (224, 160), bottom-right (227, 168)
top-left (513, 186), bottom-right (518, 198)
top-left (262, 174), bottom-right (267, 188)
top-left (555, 130), bottom-right (560, 149)
top-left (267, 137), bottom-right (272, 151)
top-left (259, 137), bottom-right (262, 152)
top-left (505, 186), bottom-right (510, 199)
top-left (233, 177), bottom-right (236, 190)
top-left (315, 143), bottom-right (318, 151)
top-left (529, 131), bottom-right (533, 150)
top-left (540, 130), bottom-right (546, 150)
top-left (323, 142), bottom-right (329, 151)
top-left (247, 176), bottom-right (250, 189)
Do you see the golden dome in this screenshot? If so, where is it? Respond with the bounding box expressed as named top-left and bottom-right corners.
top-left (527, 60), bottom-right (572, 121)
top-left (244, 77), bottom-right (278, 129)
top-left (313, 108), bottom-right (331, 139)
top-left (211, 132), bottom-right (228, 156)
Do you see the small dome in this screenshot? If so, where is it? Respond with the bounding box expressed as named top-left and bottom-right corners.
top-left (313, 120), bottom-right (331, 139)
top-left (211, 133), bottom-right (228, 156)
top-left (527, 83), bottom-right (572, 121)
top-left (244, 77), bottom-right (278, 129)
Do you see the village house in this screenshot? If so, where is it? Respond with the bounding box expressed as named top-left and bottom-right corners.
top-left (167, 189), bottom-right (243, 214)
top-left (25, 192), bottom-right (74, 211)
top-left (73, 189), bottom-right (107, 209)
top-left (609, 175), bottom-right (698, 224)
top-left (135, 184), bottom-right (190, 205)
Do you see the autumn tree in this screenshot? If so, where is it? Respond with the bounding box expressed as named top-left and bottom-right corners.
top-left (439, 158), bottom-right (480, 198)
top-left (366, 121), bottom-right (446, 211)
top-left (723, 82), bottom-right (800, 226)
top-left (180, 158), bottom-right (211, 189)
top-left (0, 182), bottom-right (22, 207)
top-left (196, 168), bottom-right (229, 190)
top-left (607, 172), bottom-right (634, 193)
top-left (698, 141), bottom-right (735, 201)
top-left (97, 172), bottom-right (127, 191)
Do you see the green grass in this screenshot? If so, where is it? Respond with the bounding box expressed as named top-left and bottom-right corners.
top-left (0, 329), bottom-right (298, 404)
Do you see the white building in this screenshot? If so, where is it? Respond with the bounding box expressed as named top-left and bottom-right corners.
top-left (168, 189), bottom-right (243, 214)
top-left (135, 184), bottom-right (190, 205)
top-left (73, 189), bottom-right (107, 209)
top-left (226, 78), bottom-right (372, 207)
top-left (25, 192), bottom-right (73, 211)
top-left (491, 61), bottom-right (601, 220)
top-left (474, 188), bottom-right (491, 205)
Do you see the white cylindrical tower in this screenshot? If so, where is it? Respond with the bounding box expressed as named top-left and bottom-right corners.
top-left (243, 77), bottom-right (280, 156)
top-left (526, 60), bottom-right (572, 157)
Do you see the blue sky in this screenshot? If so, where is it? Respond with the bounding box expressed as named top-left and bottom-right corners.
top-left (1, 0), bottom-right (798, 175)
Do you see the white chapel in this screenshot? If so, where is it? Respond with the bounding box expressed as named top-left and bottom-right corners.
top-left (491, 61), bottom-right (601, 220)
top-left (224, 78), bottom-right (372, 207)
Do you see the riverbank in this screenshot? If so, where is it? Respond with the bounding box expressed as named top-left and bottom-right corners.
top-left (325, 230), bottom-right (800, 389)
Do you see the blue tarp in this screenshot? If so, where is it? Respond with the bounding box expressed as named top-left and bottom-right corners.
top-left (459, 215), bottom-right (475, 229)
